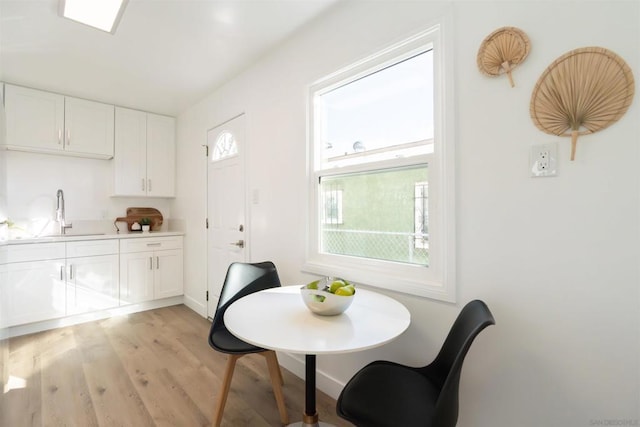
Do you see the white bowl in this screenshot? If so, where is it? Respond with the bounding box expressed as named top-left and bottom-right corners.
top-left (300, 286), bottom-right (355, 316)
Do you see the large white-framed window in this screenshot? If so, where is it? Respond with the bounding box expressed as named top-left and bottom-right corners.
top-left (304, 17), bottom-right (456, 302)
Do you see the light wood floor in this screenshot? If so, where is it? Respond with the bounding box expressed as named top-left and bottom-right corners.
top-left (0, 305), bottom-right (353, 427)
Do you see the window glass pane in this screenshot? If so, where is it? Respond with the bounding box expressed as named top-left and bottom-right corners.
top-left (319, 50), bottom-right (434, 168)
top-left (212, 131), bottom-right (238, 161)
top-left (320, 165), bottom-right (428, 266)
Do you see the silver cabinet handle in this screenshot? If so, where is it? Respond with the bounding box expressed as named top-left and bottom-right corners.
top-left (146, 242), bottom-right (161, 247)
top-left (156, 256), bottom-right (160, 269)
top-left (60, 265), bottom-right (64, 280)
top-left (149, 257), bottom-right (153, 270)
top-left (230, 240), bottom-right (245, 248)
top-left (69, 264), bottom-right (74, 280)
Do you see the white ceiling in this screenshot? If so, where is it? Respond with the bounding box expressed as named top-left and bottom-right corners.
top-left (0, 0), bottom-right (340, 116)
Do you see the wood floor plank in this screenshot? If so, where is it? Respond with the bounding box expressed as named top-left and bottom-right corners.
top-left (137, 308), bottom-right (277, 426)
top-left (73, 320), bottom-right (156, 426)
top-left (1, 331), bottom-right (7, 387)
top-left (166, 336), bottom-right (273, 427)
top-left (169, 318), bottom-right (288, 425)
top-left (0, 305), bottom-right (353, 427)
top-left (2, 333), bottom-right (43, 427)
top-left (102, 312), bottom-right (210, 426)
top-left (38, 327), bottom-right (98, 427)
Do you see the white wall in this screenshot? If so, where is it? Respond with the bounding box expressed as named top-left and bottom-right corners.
top-left (0, 95), bottom-right (7, 231)
top-left (175, 1), bottom-right (640, 425)
top-left (4, 151), bottom-right (173, 236)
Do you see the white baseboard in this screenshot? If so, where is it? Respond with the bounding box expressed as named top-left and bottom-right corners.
top-left (276, 351), bottom-right (345, 401)
top-left (1, 296), bottom-right (184, 339)
top-left (183, 293), bottom-right (207, 317)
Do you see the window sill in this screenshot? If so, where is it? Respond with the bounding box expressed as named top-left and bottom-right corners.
top-left (301, 259), bottom-right (455, 302)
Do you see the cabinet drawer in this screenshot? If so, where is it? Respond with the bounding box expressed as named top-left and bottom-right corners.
top-left (7, 242), bottom-right (65, 263)
top-left (67, 240), bottom-right (118, 258)
top-left (120, 236), bottom-right (183, 253)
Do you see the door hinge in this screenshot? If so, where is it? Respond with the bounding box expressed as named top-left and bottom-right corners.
top-left (205, 218), bottom-right (209, 229)
top-left (206, 291), bottom-right (209, 301)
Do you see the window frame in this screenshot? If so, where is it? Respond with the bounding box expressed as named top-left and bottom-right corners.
top-left (304, 16), bottom-right (456, 302)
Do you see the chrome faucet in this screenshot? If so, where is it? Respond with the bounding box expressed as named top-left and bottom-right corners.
top-left (56, 189), bottom-right (72, 235)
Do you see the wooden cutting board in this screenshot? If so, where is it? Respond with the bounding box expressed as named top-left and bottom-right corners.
top-left (115, 207), bottom-right (163, 231)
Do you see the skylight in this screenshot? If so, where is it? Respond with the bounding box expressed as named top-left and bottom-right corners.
top-left (60, 0), bottom-right (128, 34)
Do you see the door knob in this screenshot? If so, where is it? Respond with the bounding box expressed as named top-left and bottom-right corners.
top-left (230, 239), bottom-right (245, 248)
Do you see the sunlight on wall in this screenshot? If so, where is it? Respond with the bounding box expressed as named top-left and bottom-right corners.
top-left (4, 375), bottom-right (26, 393)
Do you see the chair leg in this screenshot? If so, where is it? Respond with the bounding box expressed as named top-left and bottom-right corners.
top-left (276, 353), bottom-right (285, 386)
top-left (212, 354), bottom-right (242, 427)
top-left (262, 350), bottom-right (289, 425)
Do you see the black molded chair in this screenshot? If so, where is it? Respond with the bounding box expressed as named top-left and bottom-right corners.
top-left (208, 261), bottom-right (288, 427)
top-left (336, 299), bottom-right (495, 427)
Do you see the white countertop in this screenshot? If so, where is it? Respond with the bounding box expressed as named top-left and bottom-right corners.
top-left (6, 231), bottom-right (184, 245)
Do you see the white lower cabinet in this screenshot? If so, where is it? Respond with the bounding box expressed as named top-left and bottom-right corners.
top-left (1, 242), bottom-right (66, 327)
top-left (119, 236), bottom-right (183, 305)
top-left (2, 260), bottom-right (67, 327)
top-left (66, 240), bottom-right (119, 315)
top-left (2, 235), bottom-right (183, 329)
top-left (154, 249), bottom-right (183, 299)
top-left (119, 251), bottom-right (155, 304)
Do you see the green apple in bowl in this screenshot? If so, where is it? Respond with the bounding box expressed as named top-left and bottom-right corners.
top-left (301, 277), bottom-right (356, 315)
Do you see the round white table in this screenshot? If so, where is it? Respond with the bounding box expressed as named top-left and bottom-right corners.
top-left (224, 286), bottom-right (411, 427)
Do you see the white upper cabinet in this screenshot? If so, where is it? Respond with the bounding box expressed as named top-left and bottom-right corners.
top-left (147, 114), bottom-right (176, 197)
top-left (114, 107), bottom-right (147, 196)
top-left (5, 85), bottom-right (64, 152)
top-left (4, 84), bottom-right (115, 159)
top-left (64, 96), bottom-right (115, 158)
top-left (114, 107), bottom-right (176, 197)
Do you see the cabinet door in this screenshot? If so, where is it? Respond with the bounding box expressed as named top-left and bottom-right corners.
top-left (1, 259), bottom-right (66, 327)
top-left (114, 107), bottom-right (147, 196)
top-left (153, 249), bottom-right (183, 299)
top-left (4, 84), bottom-right (64, 152)
top-left (146, 114), bottom-right (176, 197)
top-left (67, 255), bottom-right (119, 315)
top-left (119, 251), bottom-right (154, 304)
top-left (65, 97), bottom-right (115, 158)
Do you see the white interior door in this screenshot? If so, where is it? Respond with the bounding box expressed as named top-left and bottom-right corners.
top-left (207, 114), bottom-right (247, 318)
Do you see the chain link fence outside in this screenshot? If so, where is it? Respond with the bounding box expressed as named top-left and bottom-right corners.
top-left (322, 228), bottom-right (429, 266)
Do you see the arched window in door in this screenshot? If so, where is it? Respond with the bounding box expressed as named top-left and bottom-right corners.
top-left (212, 130), bottom-right (238, 161)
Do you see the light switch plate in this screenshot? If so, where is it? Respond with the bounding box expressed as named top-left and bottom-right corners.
top-left (530, 143), bottom-right (558, 177)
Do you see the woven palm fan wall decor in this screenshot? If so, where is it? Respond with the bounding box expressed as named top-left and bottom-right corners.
top-left (477, 26), bottom-right (530, 87)
top-left (530, 47), bottom-right (635, 161)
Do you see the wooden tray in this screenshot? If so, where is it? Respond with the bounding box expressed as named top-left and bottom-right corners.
top-left (115, 207), bottom-right (163, 232)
